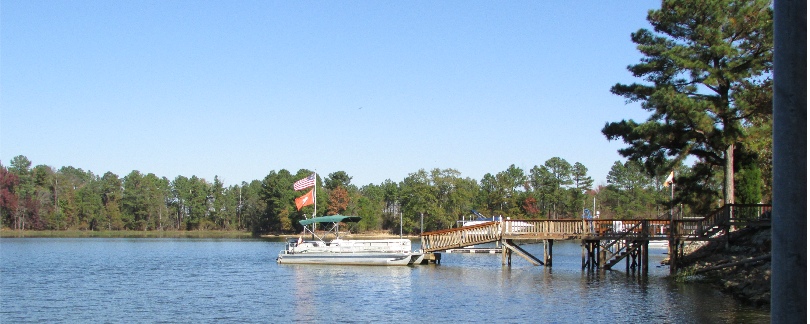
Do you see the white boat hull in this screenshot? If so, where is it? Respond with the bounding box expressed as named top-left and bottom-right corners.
top-left (648, 241), bottom-right (668, 248)
top-left (277, 237), bottom-right (423, 266)
top-left (277, 252), bottom-right (416, 266)
top-left (409, 253), bottom-right (425, 265)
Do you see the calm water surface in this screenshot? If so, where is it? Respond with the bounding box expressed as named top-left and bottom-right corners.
top-left (1, 238), bottom-right (769, 323)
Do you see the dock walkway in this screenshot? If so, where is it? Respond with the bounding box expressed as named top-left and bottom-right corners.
top-left (419, 204), bottom-right (771, 273)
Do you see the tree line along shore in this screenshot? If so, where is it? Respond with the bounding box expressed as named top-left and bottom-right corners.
top-left (1, 153), bottom-right (766, 237)
top-left (0, 154), bottom-right (699, 235)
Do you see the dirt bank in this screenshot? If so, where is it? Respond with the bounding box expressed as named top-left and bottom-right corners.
top-left (673, 225), bottom-right (771, 308)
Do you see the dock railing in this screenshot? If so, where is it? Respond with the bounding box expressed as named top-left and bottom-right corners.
top-left (728, 204), bottom-right (772, 225)
top-left (506, 219), bottom-right (583, 237)
top-left (672, 204), bottom-right (772, 240)
top-left (421, 221), bottom-right (502, 253)
top-left (499, 219), bottom-right (670, 240)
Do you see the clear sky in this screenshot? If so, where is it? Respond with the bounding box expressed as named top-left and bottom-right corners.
top-left (2, 1), bottom-right (659, 187)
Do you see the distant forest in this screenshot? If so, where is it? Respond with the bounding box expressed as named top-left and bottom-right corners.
top-left (0, 154), bottom-right (734, 234)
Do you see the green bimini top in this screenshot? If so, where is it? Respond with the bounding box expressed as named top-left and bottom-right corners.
top-left (298, 215), bottom-right (362, 226)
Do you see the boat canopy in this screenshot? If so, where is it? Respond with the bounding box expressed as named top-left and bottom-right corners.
top-left (299, 215), bottom-right (362, 226)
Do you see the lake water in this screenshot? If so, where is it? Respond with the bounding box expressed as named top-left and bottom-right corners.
top-left (1, 238), bottom-right (769, 323)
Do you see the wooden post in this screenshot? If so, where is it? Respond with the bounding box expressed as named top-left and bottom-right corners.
top-left (501, 239), bottom-right (513, 266)
top-left (599, 246), bottom-right (606, 269)
top-left (581, 242), bottom-right (586, 269)
top-left (500, 218), bottom-right (507, 266)
top-left (584, 241), bottom-right (589, 270)
top-left (669, 221), bottom-right (678, 275)
top-left (502, 244), bottom-right (507, 266)
top-left (641, 221), bottom-right (649, 276)
top-left (628, 243), bottom-right (636, 272)
top-left (626, 242), bottom-right (630, 272)
top-left (582, 240), bottom-right (598, 270)
top-left (507, 248), bottom-right (512, 266)
top-left (669, 239), bottom-right (680, 274)
top-left (642, 240), bottom-right (649, 276)
top-left (585, 241), bottom-right (594, 270)
top-left (544, 239), bottom-right (553, 266)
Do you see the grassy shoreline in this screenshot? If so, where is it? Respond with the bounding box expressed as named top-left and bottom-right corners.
top-left (0, 229), bottom-right (417, 239)
top-left (0, 229), bottom-right (256, 239)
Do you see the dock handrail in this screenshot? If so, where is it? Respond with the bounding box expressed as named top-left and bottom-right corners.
top-left (672, 204), bottom-right (771, 240)
top-left (421, 221), bottom-right (502, 253)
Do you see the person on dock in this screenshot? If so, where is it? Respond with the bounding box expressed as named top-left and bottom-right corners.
top-left (583, 209), bottom-right (594, 234)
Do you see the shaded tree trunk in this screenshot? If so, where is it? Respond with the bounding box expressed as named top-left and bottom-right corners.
top-left (725, 143), bottom-right (735, 205)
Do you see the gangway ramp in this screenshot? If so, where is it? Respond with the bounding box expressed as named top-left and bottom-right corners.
top-left (420, 221), bottom-right (545, 266)
top-left (421, 221), bottom-right (501, 253)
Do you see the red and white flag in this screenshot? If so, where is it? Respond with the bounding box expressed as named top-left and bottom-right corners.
top-left (293, 173), bottom-right (316, 191)
top-left (295, 189), bottom-right (314, 210)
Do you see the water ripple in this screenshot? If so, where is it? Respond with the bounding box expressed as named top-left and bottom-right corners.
top-left (1, 238), bottom-right (768, 323)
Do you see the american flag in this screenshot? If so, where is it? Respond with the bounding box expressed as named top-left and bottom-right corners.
top-left (293, 173), bottom-right (316, 190)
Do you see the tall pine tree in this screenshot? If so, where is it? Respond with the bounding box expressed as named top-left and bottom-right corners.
top-left (603, 0), bottom-right (773, 205)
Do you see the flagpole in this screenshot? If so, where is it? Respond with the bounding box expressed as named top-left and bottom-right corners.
top-left (312, 172), bottom-right (317, 218)
top-left (669, 182), bottom-right (675, 219)
top-left (312, 172), bottom-right (317, 234)
top-left (670, 171), bottom-right (675, 220)
top-left (664, 170), bottom-right (675, 219)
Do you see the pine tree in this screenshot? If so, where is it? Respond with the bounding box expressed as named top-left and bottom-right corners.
top-left (603, 0), bottom-right (773, 206)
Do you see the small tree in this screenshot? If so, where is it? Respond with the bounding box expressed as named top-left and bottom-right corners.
top-left (735, 164), bottom-right (762, 205)
top-left (327, 186), bottom-right (349, 215)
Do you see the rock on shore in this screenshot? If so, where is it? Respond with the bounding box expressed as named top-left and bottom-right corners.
top-left (673, 226), bottom-right (771, 307)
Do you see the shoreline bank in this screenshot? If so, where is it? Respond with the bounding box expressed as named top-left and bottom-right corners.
top-left (673, 225), bottom-right (772, 308)
top-left (0, 229), bottom-right (255, 239)
top-left (0, 229), bottom-right (418, 239)
top-left (262, 232), bottom-right (420, 239)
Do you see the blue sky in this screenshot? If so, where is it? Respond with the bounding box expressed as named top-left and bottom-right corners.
top-left (2, 1), bottom-right (659, 187)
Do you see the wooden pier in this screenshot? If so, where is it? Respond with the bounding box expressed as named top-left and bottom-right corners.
top-left (446, 247), bottom-right (500, 253)
top-left (419, 204), bottom-right (771, 273)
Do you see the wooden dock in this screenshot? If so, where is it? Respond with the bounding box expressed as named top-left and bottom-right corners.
top-left (419, 204), bottom-right (771, 274)
top-left (421, 252), bottom-right (441, 264)
top-left (446, 247), bottom-right (500, 254)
